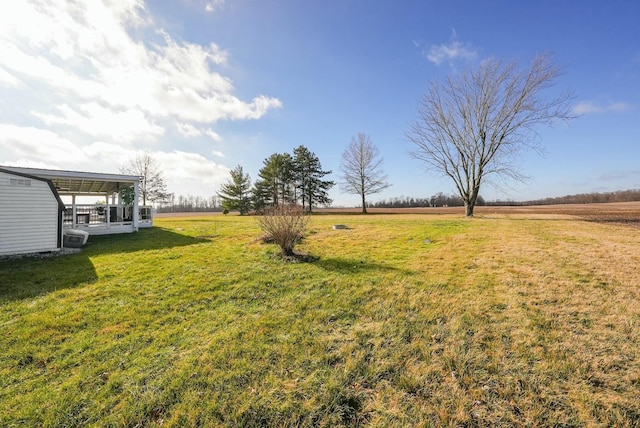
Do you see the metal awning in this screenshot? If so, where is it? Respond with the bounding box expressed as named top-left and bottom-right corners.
top-left (0, 166), bottom-right (140, 196)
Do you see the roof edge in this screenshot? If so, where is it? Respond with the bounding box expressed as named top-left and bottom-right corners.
top-left (0, 166), bottom-right (140, 183)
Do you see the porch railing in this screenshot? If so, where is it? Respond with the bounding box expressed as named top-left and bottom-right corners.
top-left (63, 204), bottom-right (152, 228)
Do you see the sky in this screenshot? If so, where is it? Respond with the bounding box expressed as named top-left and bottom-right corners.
top-left (0, 0), bottom-right (638, 206)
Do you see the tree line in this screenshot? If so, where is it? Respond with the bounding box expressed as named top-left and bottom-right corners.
top-left (370, 193), bottom-right (487, 208)
top-left (156, 194), bottom-right (220, 213)
top-left (485, 189), bottom-right (640, 206)
top-left (370, 189), bottom-right (640, 209)
top-left (154, 187), bottom-right (640, 213)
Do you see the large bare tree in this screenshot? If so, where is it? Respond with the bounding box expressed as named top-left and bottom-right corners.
top-left (120, 152), bottom-right (169, 206)
top-left (340, 133), bottom-right (391, 213)
top-left (407, 53), bottom-right (575, 216)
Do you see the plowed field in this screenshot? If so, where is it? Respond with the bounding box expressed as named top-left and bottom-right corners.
top-left (157, 201), bottom-right (640, 227)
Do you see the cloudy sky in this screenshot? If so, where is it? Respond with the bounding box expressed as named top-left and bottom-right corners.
top-left (0, 0), bottom-right (638, 205)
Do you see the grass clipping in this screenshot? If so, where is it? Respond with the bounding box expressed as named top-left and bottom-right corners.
top-left (256, 204), bottom-right (311, 260)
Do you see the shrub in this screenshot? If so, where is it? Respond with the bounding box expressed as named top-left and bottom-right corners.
top-left (256, 204), bottom-right (310, 257)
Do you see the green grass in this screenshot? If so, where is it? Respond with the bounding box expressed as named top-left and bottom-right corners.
top-left (1, 214), bottom-right (640, 426)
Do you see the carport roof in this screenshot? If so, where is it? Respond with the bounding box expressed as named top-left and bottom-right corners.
top-left (0, 166), bottom-right (140, 196)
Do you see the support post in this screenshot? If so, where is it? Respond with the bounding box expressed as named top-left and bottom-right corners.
top-left (71, 195), bottom-right (77, 229)
top-left (133, 180), bottom-right (140, 231)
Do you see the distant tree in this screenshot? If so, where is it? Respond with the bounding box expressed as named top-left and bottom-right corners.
top-left (253, 153), bottom-right (295, 209)
top-left (120, 152), bottom-right (170, 205)
top-left (292, 145), bottom-right (334, 212)
top-left (218, 165), bottom-right (252, 215)
top-left (340, 133), bottom-right (391, 213)
top-left (407, 53), bottom-right (575, 216)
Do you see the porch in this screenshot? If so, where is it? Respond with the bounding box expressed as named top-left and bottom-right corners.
top-left (1, 166), bottom-right (152, 236)
top-left (63, 204), bottom-right (153, 235)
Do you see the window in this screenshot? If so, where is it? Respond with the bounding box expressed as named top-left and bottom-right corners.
top-left (9, 178), bottom-right (32, 186)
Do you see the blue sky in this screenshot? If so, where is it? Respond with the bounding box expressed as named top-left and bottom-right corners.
top-left (0, 0), bottom-right (638, 206)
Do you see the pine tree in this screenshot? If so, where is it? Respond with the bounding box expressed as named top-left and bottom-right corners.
top-left (292, 145), bottom-right (334, 212)
top-left (218, 165), bottom-right (252, 215)
top-left (253, 153), bottom-right (294, 208)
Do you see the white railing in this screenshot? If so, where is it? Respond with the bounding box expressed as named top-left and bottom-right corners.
top-left (139, 206), bottom-right (153, 228)
top-left (63, 204), bottom-right (153, 230)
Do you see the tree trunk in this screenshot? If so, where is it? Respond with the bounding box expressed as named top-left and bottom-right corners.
top-left (361, 193), bottom-right (367, 214)
top-left (282, 246), bottom-right (295, 257)
top-left (465, 183), bottom-right (482, 217)
top-left (464, 202), bottom-right (474, 217)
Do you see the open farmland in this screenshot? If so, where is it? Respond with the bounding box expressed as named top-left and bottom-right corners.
top-left (1, 203), bottom-right (640, 426)
top-left (318, 201), bottom-right (640, 222)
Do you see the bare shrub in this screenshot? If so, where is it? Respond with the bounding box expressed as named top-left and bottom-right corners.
top-left (256, 204), bottom-right (310, 257)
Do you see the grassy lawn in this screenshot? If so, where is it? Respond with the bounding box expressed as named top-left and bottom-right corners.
top-left (1, 213), bottom-right (639, 427)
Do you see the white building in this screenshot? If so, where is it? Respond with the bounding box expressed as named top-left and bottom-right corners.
top-left (0, 166), bottom-right (153, 255)
top-left (0, 168), bottom-right (65, 255)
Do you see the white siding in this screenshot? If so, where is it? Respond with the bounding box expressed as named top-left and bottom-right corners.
top-left (0, 171), bottom-right (61, 255)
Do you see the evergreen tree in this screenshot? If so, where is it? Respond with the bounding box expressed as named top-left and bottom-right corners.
top-left (251, 179), bottom-right (269, 214)
top-left (253, 153), bottom-right (294, 207)
top-left (217, 165), bottom-right (252, 215)
top-left (292, 145), bottom-right (334, 212)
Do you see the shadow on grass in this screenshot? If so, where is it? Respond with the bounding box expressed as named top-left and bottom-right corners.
top-left (314, 257), bottom-right (410, 275)
top-left (0, 228), bottom-right (206, 302)
top-left (82, 227), bottom-right (208, 256)
top-left (0, 252), bottom-right (97, 302)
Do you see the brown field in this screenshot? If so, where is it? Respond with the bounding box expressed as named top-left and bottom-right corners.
top-left (159, 201), bottom-right (640, 227)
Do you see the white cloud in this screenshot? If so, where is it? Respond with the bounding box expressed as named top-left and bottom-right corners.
top-left (0, 0), bottom-right (280, 125)
top-left (176, 123), bottom-right (222, 142)
top-left (203, 129), bottom-right (222, 142)
top-left (0, 124), bottom-right (91, 164)
top-left (572, 101), bottom-right (632, 115)
top-left (0, 66), bottom-right (19, 86)
top-left (33, 103), bottom-right (165, 143)
top-left (0, 0), bottom-right (280, 198)
top-left (153, 150), bottom-right (230, 196)
top-left (205, 0), bottom-right (225, 13)
top-left (82, 142), bottom-right (138, 167)
top-left (176, 122), bottom-right (203, 138)
top-left (426, 30), bottom-right (478, 66)
top-left (0, 159), bottom-right (57, 170)
top-left (0, 41), bottom-right (106, 98)
top-left (0, 128), bottom-right (228, 197)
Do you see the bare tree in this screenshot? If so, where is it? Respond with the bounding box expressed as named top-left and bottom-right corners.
top-left (340, 133), bottom-right (391, 213)
top-left (407, 53), bottom-right (575, 216)
top-left (120, 152), bottom-right (169, 206)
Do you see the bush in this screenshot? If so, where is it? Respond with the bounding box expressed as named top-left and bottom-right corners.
top-left (256, 204), bottom-right (310, 257)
